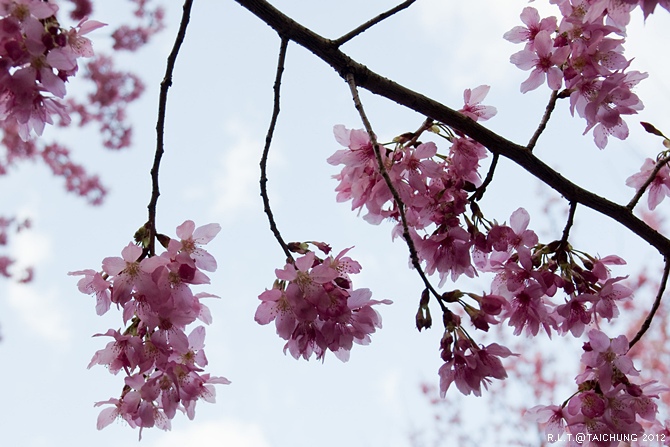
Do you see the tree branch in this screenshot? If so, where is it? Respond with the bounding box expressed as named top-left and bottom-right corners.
top-left (527, 90), bottom-right (559, 152)
top-left (346, 73), bottom-right (443, 307)
top-left (626, 155), bottom-right (670, 211)
top-left (147, 0), bottom-right (194, 256)
top-left (233, 0), bottom-right (670, 258)
top-left (629, 257), bottom-right (670, 349)
top-left (559, 201), bottom-right (577, 248)
top-left (260, 37), bottom-right (294, 262)
top-left (469, 153), bottom-right (499, 202)
top-left (333, 0), bottom-right (416, 47)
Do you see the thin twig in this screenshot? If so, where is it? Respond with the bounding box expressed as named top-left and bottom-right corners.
top-left (469, 153), bottom-right (499, 202)
top-left (147, 0), bottom-right (194, 256)
top-left (559, 201), bottom-right (577, 248)
top-left (629, 257), bottom-right (670, 349)
top-left (626, 155), bottom-right (670, 211)
top-left (404, 118), bottom-right (434, 148)
top-left (527, 90), bottom-right (559, 152)
top-left (260, 37), bottom-right (294, 262)
top-left (345, 73), bottom-right (443, 308)
top-left (333, 0), bottom-right (416, 47)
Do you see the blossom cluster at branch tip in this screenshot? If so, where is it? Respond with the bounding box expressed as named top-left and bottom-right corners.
top-left (330, 81), bottom-right (644, 399)
top-left (0, 0), bottom-right (105, 140)
top-left (528, 329), bottom-right (668, 446)
top-left (504, 1), bottom-right (668, 148)
top-left (69, 220), bottom-right (228, 437)
top-left (256, 242), bottom-right (391, 362)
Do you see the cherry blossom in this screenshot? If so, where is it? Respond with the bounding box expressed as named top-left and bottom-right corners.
top-left (256, 243), bottom-right (390, 361)
top-left (71, 220), bottom-right (227, 436)
top-left (626, 158), bottom-right (670, 210)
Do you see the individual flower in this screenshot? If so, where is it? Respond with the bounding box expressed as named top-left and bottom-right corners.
top-left (458, 85), bottom-right (497, 122)
top-left (510, 30), bottom-right (570, 93)
top-left (503, 7), bottom-right (558, 49)
top-left (626, 158), bottom-right (670, 210)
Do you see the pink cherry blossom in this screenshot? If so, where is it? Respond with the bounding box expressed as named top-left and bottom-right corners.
top-left (504, 7), bottom-right (558, 48)
top-left (458, 85), bottom-right (497, 122)
top-left (73, 220), bottom-right (227, 435)
top-left (626, 158), bottom-right (670, 210)
top-left (175, 220), bottom-right (221, 271)
top-left (257, 245), bottom-right (390, 361)
top-left (510, 30), bottom-right (570, 93)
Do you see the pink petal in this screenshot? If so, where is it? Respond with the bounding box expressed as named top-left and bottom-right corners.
top-left (96, 407), bottom-right (118, 430)
top-left (333, 125), bottom-right (350, 147)
top-left (193, 223), bottom-right (221, 244)
top-left (176, 220), bottom-right (195, 239)
top-left (520, 69), bottom-right (545, 93)
top-left (509, 208), bottom-right (530, 234)
top-left (188, 326), bottom-right (206, 350)
top-left (78, 20), bottom-right (107, 35)
top-left (468, 85), bottom-right (490, 105)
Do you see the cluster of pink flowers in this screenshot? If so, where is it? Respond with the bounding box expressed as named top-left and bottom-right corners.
top-left (432, 207), bottom-right (633, 395)
top-left (0, 0), bottom-right (105, 140)
top-left (530, 329), bottom-right (667, 445)
top-left (111, 0), bottom-right (165, 51)
top-left (329, 85), bottom-right (646, 396)
top-left (437, 310), bottom-right (517, 397)
top-left (505, 1), bottom-right (659, 148)
top-left (256, 242), bottom-right (391, 361)
top-left (329, 86), bottom-right (495, 287)
top-left (477, 208), bottom-right (634, 339)
top-left (70, 220), bottom-right (228, 437)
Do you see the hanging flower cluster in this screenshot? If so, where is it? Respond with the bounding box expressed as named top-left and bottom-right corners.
top-left (70, 220), bottom-right (228, 437)
top-left (256, 242), bottom-right (391, 362)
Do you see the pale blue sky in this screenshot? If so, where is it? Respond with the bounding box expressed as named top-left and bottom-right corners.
top-left (1, 1), bottom-right (669, 446)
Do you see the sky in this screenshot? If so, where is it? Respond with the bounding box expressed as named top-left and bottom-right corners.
top-left (1, 1), bottom-right (670, 446)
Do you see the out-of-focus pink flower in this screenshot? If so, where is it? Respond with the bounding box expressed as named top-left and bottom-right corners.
top-left (626, 158), bottom-right (670, 210)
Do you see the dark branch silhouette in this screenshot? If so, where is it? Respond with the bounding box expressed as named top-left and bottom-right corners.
top-left (233, 0), bottom-right (670, 259)
top-left (148, 0), bottom-right (194, 255)
top-left (260, 37), bottom-right (294, 262)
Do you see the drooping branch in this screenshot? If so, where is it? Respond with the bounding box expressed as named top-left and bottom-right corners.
top-left (260, 37), bottom-right (294, 262)
top-left (346, 73), bottom-right (443, 308)
top-left (147, 0), bottom-right (194, 256)
top-left (560, 201), bottom-right (577, 248)
top-left (233, 0), bottom-right (670, 258)
top-left (333, 0), bottom-right (416, 47)
top-left (470, 153), bottom-right (499, 202)
top-left (629, 257), bottom-right (670, 349)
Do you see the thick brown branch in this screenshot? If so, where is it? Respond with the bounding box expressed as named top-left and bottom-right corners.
top-left (148, 0), bottom-right (194, 255)
top-left (234, 0), bottom-right (670, 258)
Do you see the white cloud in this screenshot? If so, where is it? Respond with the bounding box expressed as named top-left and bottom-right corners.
top-left (412, 0), bottom-right (559, 90)
top-left (210, 120), bottom-right (284, 224)
top-left (7, 283), bottom-right (71, 343)
top-left (6, 220), bottom-right (71, 343)
top-left (150, 418), bottom-right (271, 447)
